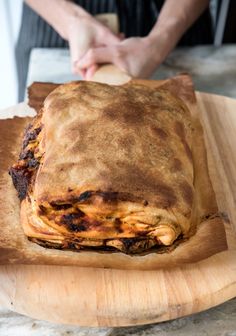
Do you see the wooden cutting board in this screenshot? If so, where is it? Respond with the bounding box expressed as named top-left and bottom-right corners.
top-left (0, 70), bottom-right (236, 326)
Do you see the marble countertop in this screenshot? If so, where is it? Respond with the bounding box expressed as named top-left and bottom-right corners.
top-left (1, 299), bottom-right (236, 336)
top-left (26, 45), bottom-right (236, 98)
top-left (2, 45), bottom-right (236, 335)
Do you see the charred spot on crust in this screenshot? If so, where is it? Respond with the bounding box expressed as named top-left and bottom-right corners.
top-left (120, 238), bottom-right (140, 251)
top-left (24, 122), bottom-right (33, 134)
top-left (9, 166), bottom-right (32, 201)
top-left (61, 211), bottom-right (85, 222)
top-left (72, 190), bottom-right (93, 203)
top-left (119, 237), bottom-right (158, 254)
top-left (28, 158), bottom-right (40, 168)
top-left (23, 126), bottom-right (42, 149)
top-left (60, 212), bottom-right (88, 232)
top-left (136, 230), bottom-right (149, 237)
top-left (38, 204), bottom-right (48, 216)
top-left (38, 204), bottom-right (47, 213)
top-left (49, 202), bottom-right (72, 210)
top-left (20, 150), bottom-right (34, 160)
top-left (65, 241), bottom-right (79, 249)
top-left (67, 223), bottom-right (87, 232)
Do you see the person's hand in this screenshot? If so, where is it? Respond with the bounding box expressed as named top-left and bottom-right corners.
top-left (76, 36), bottom-right (162, 79)
top-left (65, 13), bottom-right (121, 77)
top-left (25, 1), bottom-right (121, 78)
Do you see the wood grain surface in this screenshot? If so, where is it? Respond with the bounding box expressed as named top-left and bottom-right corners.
top-left (0, 89), bottom-right (235, 326)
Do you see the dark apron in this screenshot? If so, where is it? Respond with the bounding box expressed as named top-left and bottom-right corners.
top-left (16, 0), bottom-right (213, 101)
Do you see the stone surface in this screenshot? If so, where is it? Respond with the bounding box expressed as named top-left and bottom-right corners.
top-left (1, 45), bottom-right (235, 334)
top-left (26, 45), bottom-right (236, 98)
top-left (0, 299), bottom-right (236, 335)
top-left (152, 45), bottom-right (236, 98)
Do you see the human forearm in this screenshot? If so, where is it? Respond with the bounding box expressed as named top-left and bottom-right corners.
top-left (147, 0), bottom-right (210, 60)
top-left (25, 0), bottom-right (89, 39)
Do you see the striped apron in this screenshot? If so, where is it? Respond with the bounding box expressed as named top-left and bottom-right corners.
top-left (16, 0), bottom-right (213, 101)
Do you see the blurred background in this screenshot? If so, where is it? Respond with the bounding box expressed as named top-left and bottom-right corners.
top-left (0, 0), bottom-right (22, 109)
top-left (1, 0), bottom-right (236, 109)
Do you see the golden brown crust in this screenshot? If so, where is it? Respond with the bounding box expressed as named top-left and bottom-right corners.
top-left (36, 82), bottom-right (193, 205)
top-left (11, 78), bottom-right (195, 254)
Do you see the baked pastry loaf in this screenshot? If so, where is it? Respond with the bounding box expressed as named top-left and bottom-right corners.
top-left (10, 80), bottom-right (194, 254)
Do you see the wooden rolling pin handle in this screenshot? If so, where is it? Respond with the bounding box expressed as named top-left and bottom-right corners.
top-left (91, 14), bottom-right (131, 84)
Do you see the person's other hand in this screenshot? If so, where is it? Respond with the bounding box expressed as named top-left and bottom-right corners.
top-left (76, 37), bottom-right (161, 79)
top-left (64, 12), bottom-right (121, 77)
